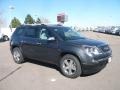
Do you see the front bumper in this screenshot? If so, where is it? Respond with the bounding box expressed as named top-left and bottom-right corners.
top-left (82, 56), bottom-right (111, 75)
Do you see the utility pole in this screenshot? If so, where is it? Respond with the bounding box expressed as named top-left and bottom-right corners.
top-left (9, 5), bottom-right (15, 31)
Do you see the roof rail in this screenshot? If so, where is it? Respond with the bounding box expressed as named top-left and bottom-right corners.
top-left (22, 24), bottom-right (41, 25)
top-left (21, 23), bottom-right (63, 27)
top-left (21, 23), bottom-right (49, 26)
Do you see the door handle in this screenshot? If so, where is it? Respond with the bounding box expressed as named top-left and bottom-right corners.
top-left (21, 40), bottom-right (26, 43)
top-left (36, 42), bottom-right (42, 45)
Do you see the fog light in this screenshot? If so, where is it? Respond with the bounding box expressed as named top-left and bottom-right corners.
top-left (108, 57), bottom-right (112, 63)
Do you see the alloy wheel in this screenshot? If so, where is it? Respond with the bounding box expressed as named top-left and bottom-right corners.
top-left (13, 50), bottom-right (21, 62)
top-left (62, 59), bottom-right (77, 75)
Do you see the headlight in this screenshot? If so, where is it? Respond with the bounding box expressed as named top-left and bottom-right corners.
top-left (83, 45), bottom-right (102, 56)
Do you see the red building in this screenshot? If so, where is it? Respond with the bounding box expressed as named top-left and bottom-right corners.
top-left (57, 13), bottom-right (68, 24)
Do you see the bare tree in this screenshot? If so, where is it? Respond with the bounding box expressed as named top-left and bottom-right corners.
top-left (0, 11), bottom-right (6, 28)
top-left (40, 17), bottom-right (50, 23)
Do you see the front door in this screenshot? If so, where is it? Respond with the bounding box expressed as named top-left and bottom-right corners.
top-left (35, 27), bottom-right (60, 64)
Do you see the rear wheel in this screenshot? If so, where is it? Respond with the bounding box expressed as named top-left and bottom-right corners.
top-left (12, 47), bottom-right (25, 64)
top-left (60, 54), bottom-right (82, 78)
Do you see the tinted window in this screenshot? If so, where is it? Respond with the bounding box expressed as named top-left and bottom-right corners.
top-left (14, 28), bottom-right (24, 36)
top-left (24, 27), bottom-right (39, 38)
top-left (51, 27), bottom-right (85, 40)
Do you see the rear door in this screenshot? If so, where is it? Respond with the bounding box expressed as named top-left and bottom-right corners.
top-left (21, 26), bottom-right (41, 59)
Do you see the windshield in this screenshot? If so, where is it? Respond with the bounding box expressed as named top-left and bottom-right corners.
top-left (51, 27), bottom-right (85, 40)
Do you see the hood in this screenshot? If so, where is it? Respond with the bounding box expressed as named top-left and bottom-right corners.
top-left (66, 38), bottom-right (107, 47)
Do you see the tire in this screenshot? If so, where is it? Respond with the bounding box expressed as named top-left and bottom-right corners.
top-left (12, 47), bottom-right (24, 64)
top-left (60, 54), bottom-right (82, 78)
top-left (3, 35), bottom-right (9, 41)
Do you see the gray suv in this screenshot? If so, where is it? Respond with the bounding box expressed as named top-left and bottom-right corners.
top-left (10, 24), bottom-right (112, 78)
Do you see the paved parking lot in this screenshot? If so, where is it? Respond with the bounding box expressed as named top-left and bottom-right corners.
top-left (0, 32), bottom-right (120, 90)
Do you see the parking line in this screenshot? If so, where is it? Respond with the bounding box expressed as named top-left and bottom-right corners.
top-left (0, 66), bottom-right (21, 82)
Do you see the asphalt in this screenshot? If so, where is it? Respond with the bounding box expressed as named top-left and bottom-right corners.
top-left (0, 32), bottom-right (120, 90)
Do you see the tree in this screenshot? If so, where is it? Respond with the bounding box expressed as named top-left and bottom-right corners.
top-left (24, 14), bottom-right (35, 24)
top-left (10, 17), bottom-right (21, 28)
top-left (43, 18), bottom-right (50, 23)
top-left (41, 17), bottom-right (50, 23)
top-left (35, 18), bottom-right (41, 24)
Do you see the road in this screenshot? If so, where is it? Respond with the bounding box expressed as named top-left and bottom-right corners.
top-left (0, 32), bottom-right (120, 90)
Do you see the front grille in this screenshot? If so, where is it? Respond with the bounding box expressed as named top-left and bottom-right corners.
top-left (99, 45), bottom-right (110, 52)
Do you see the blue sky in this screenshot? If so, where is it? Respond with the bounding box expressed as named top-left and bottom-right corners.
top-left (0, 0), bottom-right (120, 27)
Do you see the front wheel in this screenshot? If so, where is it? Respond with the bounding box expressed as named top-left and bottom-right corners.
top-left (60, 54), bottom-right (82, 78)
top-left (12, 47), bottom-right (25, 64)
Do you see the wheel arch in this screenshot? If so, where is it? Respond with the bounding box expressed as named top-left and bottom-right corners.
top-left (11, 45), bottom-right (23, 54)
top-left (60, 51), bottom-right (82, 65)
top-left (11, 45), bottom-right (18, 51)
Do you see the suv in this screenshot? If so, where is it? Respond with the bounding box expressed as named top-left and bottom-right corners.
top-left (10, 24), bottom-right (112, 78)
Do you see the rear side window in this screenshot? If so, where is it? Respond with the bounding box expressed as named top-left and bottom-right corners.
top-left (16, 29), bottom-right (24, 35)
top-left (24, 27), bottom-right (39, 38)
top-left (13, 28), bottom-right (24, 36)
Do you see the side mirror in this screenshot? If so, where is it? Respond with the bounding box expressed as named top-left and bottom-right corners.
top-left (48, 37), bottom-right (55, 41)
